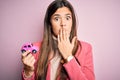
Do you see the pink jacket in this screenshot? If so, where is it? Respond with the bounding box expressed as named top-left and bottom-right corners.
top-left (22, 41), bottom-right (95, 80)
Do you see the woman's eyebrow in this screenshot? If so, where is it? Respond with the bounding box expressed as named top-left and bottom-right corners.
top-left (53, 14), bottom-right (60, 17)
top-left (65, 13), bottom-right (72, 16)
top-left (53, 13), bottom-right (71, 17)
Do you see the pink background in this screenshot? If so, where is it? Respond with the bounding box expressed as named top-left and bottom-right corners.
top-left (0, 0), bottom-right (120, 80)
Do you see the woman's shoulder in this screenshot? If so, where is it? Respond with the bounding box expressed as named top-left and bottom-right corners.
top-left (79, 40), bottom-right (92, 47)
top-left (78, 40), bottom-right (92, 51)
top-left (32, 41), bottom-right (42, 47)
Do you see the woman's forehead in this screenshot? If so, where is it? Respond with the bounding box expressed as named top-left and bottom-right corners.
top-left (52, 7), bottom-right (72, 16)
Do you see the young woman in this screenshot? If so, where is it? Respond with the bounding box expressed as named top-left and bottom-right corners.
top-left (21, 0), bottom-right (95, 80)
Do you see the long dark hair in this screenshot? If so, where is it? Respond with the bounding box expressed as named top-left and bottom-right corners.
top-left (36, 0), bottom-right (79, 79)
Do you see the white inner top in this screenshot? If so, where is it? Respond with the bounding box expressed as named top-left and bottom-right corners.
top-left (50, 51), bottom-right (61, 80)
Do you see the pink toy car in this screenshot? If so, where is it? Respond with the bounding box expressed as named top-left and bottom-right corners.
top-left (21, 43), bottom-right (38, 53)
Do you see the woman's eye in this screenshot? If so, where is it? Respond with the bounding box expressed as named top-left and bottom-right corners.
top-left (54, 17), bottom-right (59, 21)
top-left (66, 16), bottom-right (71, 20)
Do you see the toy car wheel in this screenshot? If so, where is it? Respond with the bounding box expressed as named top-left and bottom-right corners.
top-left (21, 49), bottom-right (26, 53)
top-left (32, 49), bottom-right (37, 53)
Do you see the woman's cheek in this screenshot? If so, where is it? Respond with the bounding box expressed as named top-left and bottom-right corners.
top-left (52, 29), bottom-right (59, 36)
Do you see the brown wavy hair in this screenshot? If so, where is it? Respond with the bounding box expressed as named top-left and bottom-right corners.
top-left (36, 0), bottom-right (79, 80)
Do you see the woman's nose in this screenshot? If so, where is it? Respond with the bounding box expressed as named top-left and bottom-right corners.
top-left (60, 19), bottom-right (66, 27)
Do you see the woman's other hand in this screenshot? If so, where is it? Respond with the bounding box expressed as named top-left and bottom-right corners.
top-left (21, 51), bottom-right (35, 78)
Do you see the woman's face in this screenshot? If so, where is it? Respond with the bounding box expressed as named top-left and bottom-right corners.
top-left (51, 7), bottom-right (72, 37)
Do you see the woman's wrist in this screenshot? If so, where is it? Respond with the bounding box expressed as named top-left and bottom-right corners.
top-left (24, 69), bottom-right (34, 78)
top-left (64, 55), bottom-right (74, 63)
